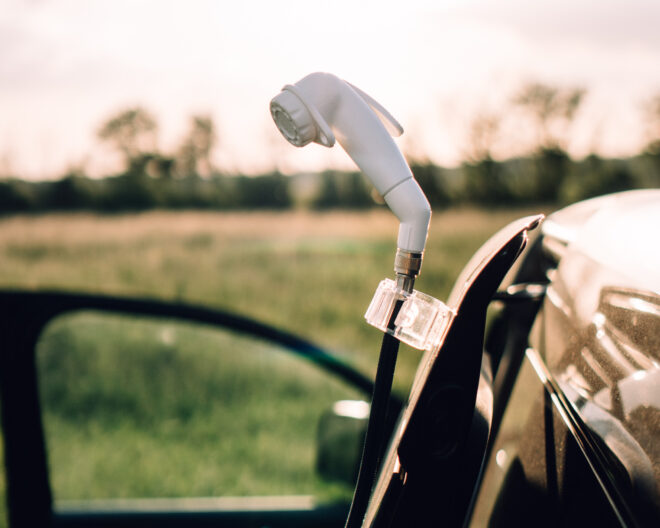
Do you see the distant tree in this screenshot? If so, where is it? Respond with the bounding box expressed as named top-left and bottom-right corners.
top-left (410, 162), bottom-right (451, 208)
top-left (513, 83), bottom-right (585, 202)
top-left (562, 154), bottom-right (636, 203)
top-left (177, 115), bottom-right (217, 178)
top-left (0, 179), bottom-right (35, 213)
top-left (514, 83), bottom-right (585, 152)
top-left (464, 112), bottom-right (501, 163)
top-left (312, 170), bottom-right (374, 209)
top-left (101, 172), bottom-right (159, 211)
top-left (343, 172), bottom-right (374, 209)
top-left (45, 169), bottom-right (99, 210)
top-left (642, 93), bottom-right (660, 185)
top-left (124, 153), bottom-right (176, 180)
top-left (312, 171), bottom-right (343, 210)
top-left (644, 93), bottom-right (660, 154)
top-left (235, 172), bottom-right (292, 209)
top-left (460, 112), bottom-right (512, 206)
top-left (145, 154), bottom-right (176, 180)
top-left (97, 107), bottom-right (158, 171)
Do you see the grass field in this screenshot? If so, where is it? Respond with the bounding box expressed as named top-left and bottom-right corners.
top-left (0, 207), bottom-right (545, 524)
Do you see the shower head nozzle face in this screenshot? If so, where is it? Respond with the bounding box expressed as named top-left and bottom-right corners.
top-left (270, 83), bottom-right (336, 148)
top-left (270, 89), bottom-right (319, 147)
top-left (271, 104), bottom-right (301, 145)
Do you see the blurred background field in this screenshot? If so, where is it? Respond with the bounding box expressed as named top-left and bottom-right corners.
top-left (0, 207), bottom-right (543, 522)
top-left (0, 208), bottom-right (542, 373)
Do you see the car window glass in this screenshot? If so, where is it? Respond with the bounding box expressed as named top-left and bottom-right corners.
top-left (36, 311), bottom-right (362, 506)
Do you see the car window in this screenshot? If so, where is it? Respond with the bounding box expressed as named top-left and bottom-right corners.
top-left (36, 311), bottom-right (362, 508)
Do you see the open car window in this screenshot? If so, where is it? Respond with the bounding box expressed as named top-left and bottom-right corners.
top-left (36, 311), bottom-right (362, 510)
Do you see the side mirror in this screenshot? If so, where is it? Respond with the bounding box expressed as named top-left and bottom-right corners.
top-left (316, 400), bottom-right (369, 485)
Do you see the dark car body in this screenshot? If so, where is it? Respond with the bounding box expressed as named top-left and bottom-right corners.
top-left (469, 190), bottom-right (660, 528)
top-left (0, 190), bottom-right (658, 527)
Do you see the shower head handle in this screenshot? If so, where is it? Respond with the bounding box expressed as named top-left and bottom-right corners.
top-left (270, 72), bottom-right (431, 255)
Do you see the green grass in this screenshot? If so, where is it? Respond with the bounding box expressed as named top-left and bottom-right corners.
top-left (37, 312), bottom-right (360, 501)
top-left (0, 207), bottom-right (546, 524)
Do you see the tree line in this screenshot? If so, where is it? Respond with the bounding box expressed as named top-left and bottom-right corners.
top-left (1, 83), bottom-right (659, 214)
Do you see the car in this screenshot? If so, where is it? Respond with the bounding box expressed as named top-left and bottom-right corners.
top-left (359, 190), bottom-right (659, 528)
top-left (0, 190), bottom-right (658, 527)
top-left (468, 189), bottom-right (659, 528)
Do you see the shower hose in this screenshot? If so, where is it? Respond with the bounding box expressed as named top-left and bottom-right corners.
top-left (344, 299), bottom-right (404, 528)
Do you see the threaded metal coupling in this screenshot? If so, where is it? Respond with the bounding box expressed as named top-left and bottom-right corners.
top-left (394, 249), bottom-right (423, 293)
top-left (394, 249), bottom-right (423, 278)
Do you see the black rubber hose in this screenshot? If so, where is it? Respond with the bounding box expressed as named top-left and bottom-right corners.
top-left (345, 300), bottom-right (403, 528)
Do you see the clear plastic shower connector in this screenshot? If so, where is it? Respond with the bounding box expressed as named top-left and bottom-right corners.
top-left (365, 278), bottom-right (455, 352)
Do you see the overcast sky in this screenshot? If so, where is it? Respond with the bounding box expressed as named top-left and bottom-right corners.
top-left (2, 0), bottom-right (660, 179)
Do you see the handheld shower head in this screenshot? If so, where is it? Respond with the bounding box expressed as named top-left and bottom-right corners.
top-left (270, 72), bottom-right (431, 269)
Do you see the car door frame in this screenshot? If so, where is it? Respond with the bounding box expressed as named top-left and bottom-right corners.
top-left (0, 290), bottom-right (375, 528)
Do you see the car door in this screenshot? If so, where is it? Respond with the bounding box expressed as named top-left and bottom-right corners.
top-left (0, 291), bottom-right (373, 528)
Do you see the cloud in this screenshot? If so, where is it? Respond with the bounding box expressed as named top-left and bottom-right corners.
top-left (451, 0), bottom-right (660, 51)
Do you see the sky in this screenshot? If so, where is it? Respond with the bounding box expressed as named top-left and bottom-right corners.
top-left (1, 0), bottom-right (660, 179)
